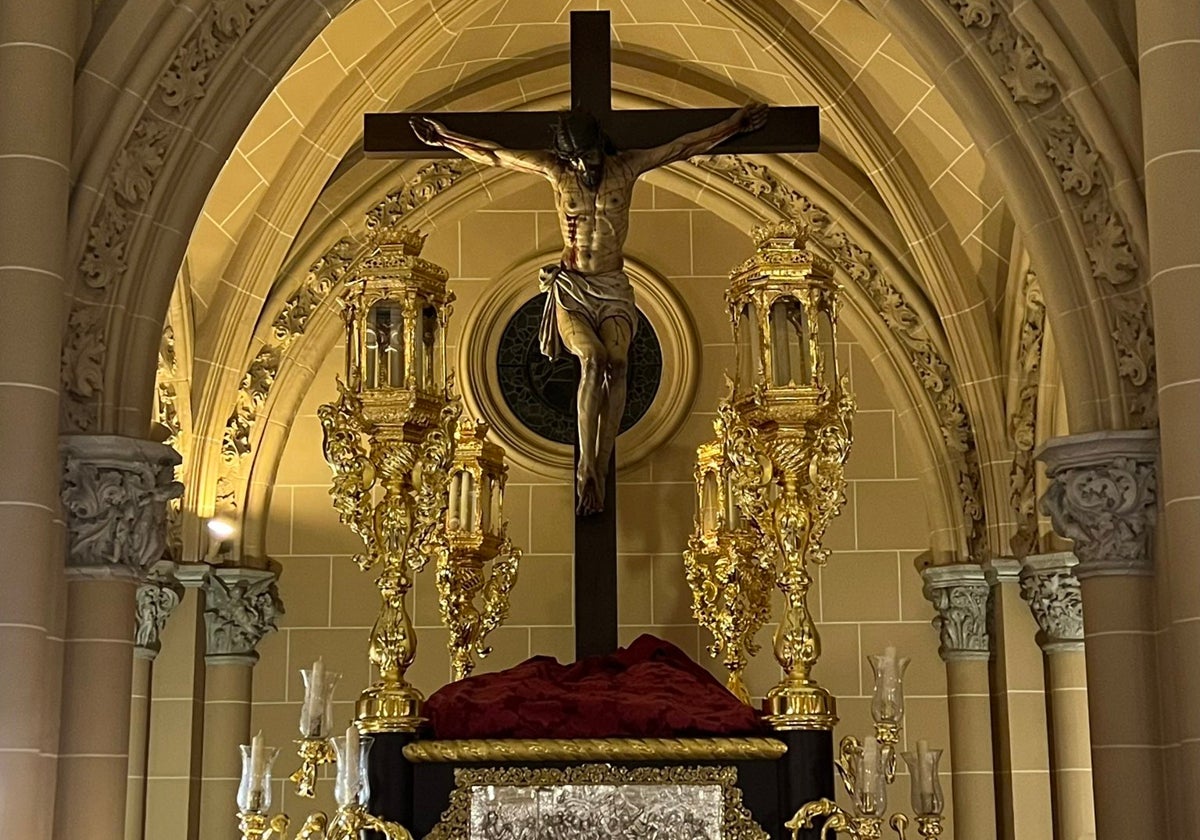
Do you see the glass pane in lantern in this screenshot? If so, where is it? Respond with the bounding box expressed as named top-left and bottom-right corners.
top-left (447, 473), bottom-right (462, 530)
top-left (769, 297), bottom-right (810, 387)
top-left (724, 471), bottom-right (740, 530)
top-left (420, 304), bottom-right (439, 389)
top-left (737, 301), bottom-right (757, 390)
top-left (459, 471), bottom-right (475, 531)
top-left (480, 475), bottom-right (493, 533)
top-left (368, 302), bottom-right (405, 389)
top-left (490, 480), bottom-right (503, 534)
top-left (817, 307), bottom-right (836, 387)
top-left (700, 471), bottom-right (719, 532)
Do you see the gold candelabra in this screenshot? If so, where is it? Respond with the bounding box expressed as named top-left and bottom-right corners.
top-left (685, 219), bottom-right (853, 729)
top-left (318, 224), bottom-right (520, 732)
top-left (787, 649), bottom-right (944, 840)
top-left (237, 729), bottom-right (412, 840)
top-left (440, 418), bottom-right (521, 680)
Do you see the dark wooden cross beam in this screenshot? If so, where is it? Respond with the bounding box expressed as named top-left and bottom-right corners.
top-left (363, 11), bottom-right (820, 661)
top-left (364, 12), bottom-right (819, 158)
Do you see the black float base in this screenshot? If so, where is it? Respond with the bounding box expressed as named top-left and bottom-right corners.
top-left (367, 728), bottom-right (834, 838)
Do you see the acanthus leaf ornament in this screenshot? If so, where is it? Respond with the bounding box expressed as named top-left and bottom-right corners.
top-left (1007, 271), bottom-right (1045, 559)
top-left (1018, 553), bottom-right (1084, 652)
top-left (921, 564), bottom-right (991, 660)
top-left (1037, 433), bottom-right (1158, 578)
top-left (135, 566), bottom-right (185, 660)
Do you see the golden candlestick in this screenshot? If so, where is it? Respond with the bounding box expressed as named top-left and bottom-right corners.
top-left (708, 219), bottom-right (853, 729)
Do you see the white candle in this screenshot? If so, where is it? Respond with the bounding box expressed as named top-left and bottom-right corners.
top-left (306, 657), bottom-right (325, 736)
top-left (345, 725), bottom-right (361, 803)
top-left (917, 738), bottom-right (933, 798)
top-left (883, 645), bottom-right (897, 680)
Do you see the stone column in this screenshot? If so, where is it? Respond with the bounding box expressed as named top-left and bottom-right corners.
top-left (56, 436), bottom-right (182, 840)
top-left (985, 558), bottom-right (1051, 840)
top-left (1019, 552), bottom-right (1094, 840)
top-left (1038, 431), bottom-right (1164, 840)
top-left (125, 563), bottom-right (183, 840)
top-left (197, 568), bottom-right (281, 840)
top-left (922, 563), bottom-right (997, 840)
top-left (1136, 5), bottom-right (1200, 839)
top-left (0, 4), bottom-right (74, 837)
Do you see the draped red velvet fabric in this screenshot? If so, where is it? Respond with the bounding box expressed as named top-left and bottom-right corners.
top-left (425, 634), bottom-right (767, 739)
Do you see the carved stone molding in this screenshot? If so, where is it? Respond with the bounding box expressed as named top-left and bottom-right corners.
top-left (942, 0), bottom-right (1155, 424)
top-left (922, 563), bottom-right (991, 661)
top-left (135, 561), bottom-right (185, 660)
top-left (202, 567), bottom-right (282, 664)
top-left (64, 0), bottom-right (280, 431)
top-left (694, 155), bottom-right (987, 561)
top-left (60, 435), bottom-right (183, 577)
top-left (1019, 552), bottom-right (1084, 653)
top-left (1008, 270), bottom-right (1045, 558)
top-left (1037, 430), bottom-right (1158, 579)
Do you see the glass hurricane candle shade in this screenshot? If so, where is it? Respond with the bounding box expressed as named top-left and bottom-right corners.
top-left (901, 746), bottom-right (945, 817)
top-left (868, 652), bottom-right (910, 726)
top-left (299, 667), bottom-right (341, 739)
top-left (237, 743), bottom-right (280, 813)
top-left (853, 738), bottom-right (888, 817)
top-left (333, 732), bottom-right (374, 809)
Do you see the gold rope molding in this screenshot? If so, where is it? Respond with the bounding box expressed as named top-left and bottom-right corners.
top-left (402, 737), bottom-right (788, 763)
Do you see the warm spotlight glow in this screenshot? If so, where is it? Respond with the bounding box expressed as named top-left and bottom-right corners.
top-left (207, 517), bottom-right (236, 541)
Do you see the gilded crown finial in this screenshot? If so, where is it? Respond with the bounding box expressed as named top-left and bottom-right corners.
top-left (751, 218), bottom-right (809, 251)
top-left (363, 216), bottom-right (428, 254)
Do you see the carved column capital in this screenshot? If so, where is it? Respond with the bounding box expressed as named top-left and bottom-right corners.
top-left (1037, 430), bottom-right (1158, 579)
top-left (1019, 552), bottom-right (1085, 654)
top-left (922, 563), bottom-right (991, 661)
top-left (60, 435), bottom-right (182, 579)
top-left (202, 568), bottom-right (283, 665)
top-left (135, 560), bottom-right (184, 661)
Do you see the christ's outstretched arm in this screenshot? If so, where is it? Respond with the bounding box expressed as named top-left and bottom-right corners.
top-left (624, 102), bottom-right (768, 173)
top-left (410, 116), bottom-right (557, 178)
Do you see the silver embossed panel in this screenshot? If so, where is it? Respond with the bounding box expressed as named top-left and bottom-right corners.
top-left (469, 783), bottom-right (724, 839)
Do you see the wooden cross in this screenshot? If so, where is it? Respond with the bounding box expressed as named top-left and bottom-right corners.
top-left (364, 11), bottom-right (820, 661)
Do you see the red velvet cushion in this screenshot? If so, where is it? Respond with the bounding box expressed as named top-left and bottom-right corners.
top-left (425, 634), bottom-right (767, 739)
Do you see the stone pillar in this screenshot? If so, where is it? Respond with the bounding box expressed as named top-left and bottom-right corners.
top-left (1019, 552), bottom-right (1095, 840)
top-left (197, 568), bottom-right (281, 840)
top-left (985, 558), bottom-right (1051, 840)
top-left (1038, 431), bottom-right (1164, 840)
top-left (125, 563), bottom-right (183, 840)
top-left (56, 436), bottom-right (182, 840)
top-left (1136, 5), bottom-right (1200, 839)
top-left (0, 4), bottom-right (74, 837)
top-left (922, 563), bottom-right (997, 840)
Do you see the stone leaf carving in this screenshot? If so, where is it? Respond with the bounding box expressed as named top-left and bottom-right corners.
top-left (923, 568), bottom-right (991, 659)
top-left (61, 437), bottom-right (184, 573)
top-left (696, 155), bottom-right (988, 560)
top-left (1019, 557), bottom-right (1084, 650)
top-left (1040, 455), bottom-right (1156, 575)
top-left (67, 0), bottom-right (277, 431)
top-left (944, 0), bottom-right (1154, 425)
top-left (136, 573), bottom-right (185, 658)
top-left (203, 571), bottom-right (282, 659)
top-left (1008, 271), bottom-right (1045, 558)
top-left (219, 160), bottom-right (472, 474)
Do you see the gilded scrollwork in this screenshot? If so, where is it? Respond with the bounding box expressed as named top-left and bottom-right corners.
top-left (695, 156), bottom-right (987, 561)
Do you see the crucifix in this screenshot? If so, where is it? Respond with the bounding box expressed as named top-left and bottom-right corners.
top-left (364, 11), bottom-right (819, 660)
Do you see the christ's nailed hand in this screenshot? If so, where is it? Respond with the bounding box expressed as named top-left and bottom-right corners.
top-left (411, 116), bottom-right (443, 146)
top-left (740, 102), bottom-right (768, 133)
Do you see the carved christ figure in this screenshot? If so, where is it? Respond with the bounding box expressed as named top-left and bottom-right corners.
top-left (412, 103), bottom-right (768, 514)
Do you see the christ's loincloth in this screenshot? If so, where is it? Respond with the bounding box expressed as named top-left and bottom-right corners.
top-left (538, 263), bottom-right (637, 360)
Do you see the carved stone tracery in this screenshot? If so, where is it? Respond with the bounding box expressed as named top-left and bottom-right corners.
top-left (942, 0), bottom-right (1155, 424)
top-left (64, 0), bottom-right (280, 431)
top-left (203, 568), bottom-right (282, 662)
top-left (1008, 270), bottom-right (1046, 559)
top-left (60, 435), bottom-right (184, 575)
top-left (922, 563), bottom-right (991, 660)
